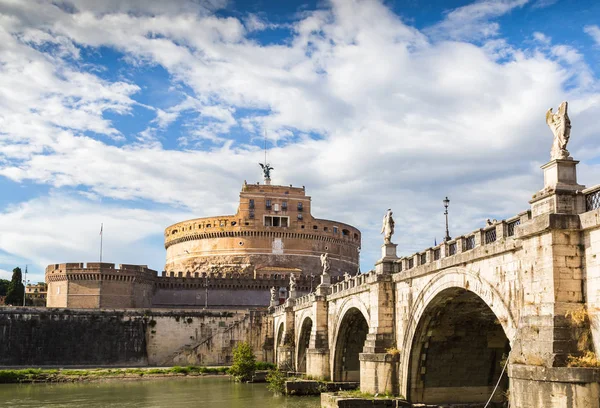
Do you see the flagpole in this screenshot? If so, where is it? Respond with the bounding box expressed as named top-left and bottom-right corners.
top-left (100, 223), bottom-right (103, 263)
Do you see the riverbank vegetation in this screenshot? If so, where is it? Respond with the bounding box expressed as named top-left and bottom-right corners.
top-left (0, 366), bottom-right (229, 384)
top-left (0, 360), bottom-right (276, 384)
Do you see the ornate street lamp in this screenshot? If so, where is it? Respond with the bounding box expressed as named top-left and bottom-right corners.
top-left (443, 197), bottom-right (451, 242)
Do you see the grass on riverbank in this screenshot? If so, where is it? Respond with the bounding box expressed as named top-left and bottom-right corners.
top-left (0, 366), bottom-right (230, 384)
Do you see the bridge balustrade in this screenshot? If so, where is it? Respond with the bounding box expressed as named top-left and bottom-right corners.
top-left (397, 211), bottom-right (531, 271)
top-left (584, 184), bottom-right (600, 211)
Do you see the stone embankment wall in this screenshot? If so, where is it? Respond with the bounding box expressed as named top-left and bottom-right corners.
top-left (0, 308), bottom-right (272, 367)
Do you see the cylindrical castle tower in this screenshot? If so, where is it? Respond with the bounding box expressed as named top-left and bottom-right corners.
top-left (164, 181), bottom-right (361, 279)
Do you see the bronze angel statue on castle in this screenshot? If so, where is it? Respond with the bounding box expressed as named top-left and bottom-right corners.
top-left (259, 163), bottom-right (274, 180)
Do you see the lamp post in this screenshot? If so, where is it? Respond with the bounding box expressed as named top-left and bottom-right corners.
top-left (443, 197), bottom-right (451, 242)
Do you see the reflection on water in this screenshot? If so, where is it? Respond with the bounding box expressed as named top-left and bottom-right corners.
top-left (0, 377), bottom-right (320, 408)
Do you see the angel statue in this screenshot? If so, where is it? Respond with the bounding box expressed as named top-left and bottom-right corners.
top-left (259, 163), bottom-right (274, 180)
top-left (320, 253), bottom-right (331, 276)
top-left (289, 273), bottom-right (296, 292)
top-left (270, 286), bottom-right (277, 304)
top-left (381, 209), bottom-right (395, 244)
top-left (546, 101), bottom-right (571, 160)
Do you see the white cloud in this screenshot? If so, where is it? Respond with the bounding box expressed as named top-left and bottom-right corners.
top-left (426, 0), bottom-right (529, 41)
top-left (531, 0), bottom-right (558, 9)
top-left (533, 31), bottom-right (550, 44)
top-left (0, 269), bottom-right (12, 280)
top-left (584, 25), bottom-right (600, 46)
top-left (0, 0), bottom-right (598, 274)
top-left (0, 193), bottom-right (192, 282)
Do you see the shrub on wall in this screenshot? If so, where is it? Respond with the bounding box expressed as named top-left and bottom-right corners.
top-left (228, 341), bottom-right (256, 382)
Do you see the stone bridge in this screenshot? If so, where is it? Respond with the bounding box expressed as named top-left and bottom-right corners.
top-left (272, 157), bottom-right (600, 407)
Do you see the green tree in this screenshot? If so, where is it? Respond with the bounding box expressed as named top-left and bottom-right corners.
top-left (5, 267), bottom-right (24, 306)
top-left (0, 279), bottom-right (9, 297)
top-left (265, 367), bottom-right (286, 394)
top-left (228, 341), bottom-right (256, 382)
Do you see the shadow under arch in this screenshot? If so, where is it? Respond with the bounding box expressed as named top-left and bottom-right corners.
top-left (332, 307), bottom-right (369, 382)
top-left (407, 287), bottom-right (510, 405)
top-left (296, 317), bottom-right (313, 373)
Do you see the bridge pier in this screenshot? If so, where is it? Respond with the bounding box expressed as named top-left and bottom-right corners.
top-left (360, 247), bottom-right (399, 395)
top-left (306, 287), bottom-right (331, 379)
top-left (276, 300), bottom-right (296, 370)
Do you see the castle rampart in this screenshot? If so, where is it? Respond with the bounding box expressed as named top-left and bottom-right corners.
top-left (45, 263), bottom-right (157, 309)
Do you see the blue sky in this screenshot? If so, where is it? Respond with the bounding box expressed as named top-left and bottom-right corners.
top-left (0, 0), bottom-right (599, 283)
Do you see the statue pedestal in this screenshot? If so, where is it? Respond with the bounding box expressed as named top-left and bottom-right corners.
top-left (381, 243), bottom-right (398, 259)
top-left (320, 273), bottom-right (331, 286)
top-left (530, 158), bottom-right (586, 217)
top-left (289, 288), bottom-right (297, 300)
top-left (542, 158), bottom-right (581, 190)
top-left (375, 243), bottom-right (398, 275)
top-left (315, 283), bottom-right (331, 296)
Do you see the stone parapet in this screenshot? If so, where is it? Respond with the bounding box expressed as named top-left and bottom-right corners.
top-left (509, 364), bottom-right (600, 408)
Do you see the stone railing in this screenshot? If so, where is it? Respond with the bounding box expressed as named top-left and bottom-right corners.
top-left (273, 304), bottom-right (286, 314)
top-left (330, 270), bottom-right (374, 295)
top-left (584, 184), bottom-right (600, 212)
top-left (397, 210), bottom-right (530, 273)
top-left (293, 293), bottom-right (315, 309)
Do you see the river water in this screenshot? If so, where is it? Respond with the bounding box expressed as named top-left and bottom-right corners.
top-left (0, 377), bottom-right (321, 408)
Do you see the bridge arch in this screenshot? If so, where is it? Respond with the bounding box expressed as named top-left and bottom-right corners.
top-left (296, 315), bottom-right (313, 373)
top-left (331, 297), bottom-right (370, 382)
top-left (401, 269), bottom-right (516, 404)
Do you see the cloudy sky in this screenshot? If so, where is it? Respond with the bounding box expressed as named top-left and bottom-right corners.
top-left (0, 0), bottom-right (599, 283)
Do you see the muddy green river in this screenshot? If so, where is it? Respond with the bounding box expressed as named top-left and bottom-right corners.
top-left (0, 377), bottom-right (321, 408)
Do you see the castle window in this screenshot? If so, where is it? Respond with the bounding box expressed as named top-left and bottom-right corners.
top-left (231, 221), bottom-right (237, 226)
top-left (313, 225), bottom-right (318, 230)
top-left (265, 216), bottom-right (288, 227)
top-left (333, 226), bottom-right (339, 234)
top-left (297, 202), bottom-right (303, 211)
top-left (301, 224), bottom-right (305, 229)
top-left (206, 224), bottom-right (211, 228)
top-left (324, 227), bottom-right (328, 232)
top-left (249, 199), bottom-right (255, 209)
top-left (282, 201), bottom-right (287, 210)
top-left (354, 233), bottom-right (359, 240)
top-left (220, 221), bottom-right (225, 227)
top-left (266, 199), bottom-right (272, 209)
top-left (273, 203), bottom-right (280, 212)
top-left (342, 229), bottom-right (349, 236)
top-left (298, 214), bottom-right (303, 220)
top-left (249, 210), bottom-right (255, 219)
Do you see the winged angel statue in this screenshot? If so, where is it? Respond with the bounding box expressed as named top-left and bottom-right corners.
top-left (259, 163), bottom-right (274, 180)
top-left (546, 101), bottom-right (571, 160)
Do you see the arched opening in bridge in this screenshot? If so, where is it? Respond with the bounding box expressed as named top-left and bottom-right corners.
top-left (408, 287), bottom-right (510, 405)
top-left (333, 307), bottom-right (369, 382)
top-left (297, 317), bottom-right (313, 373)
